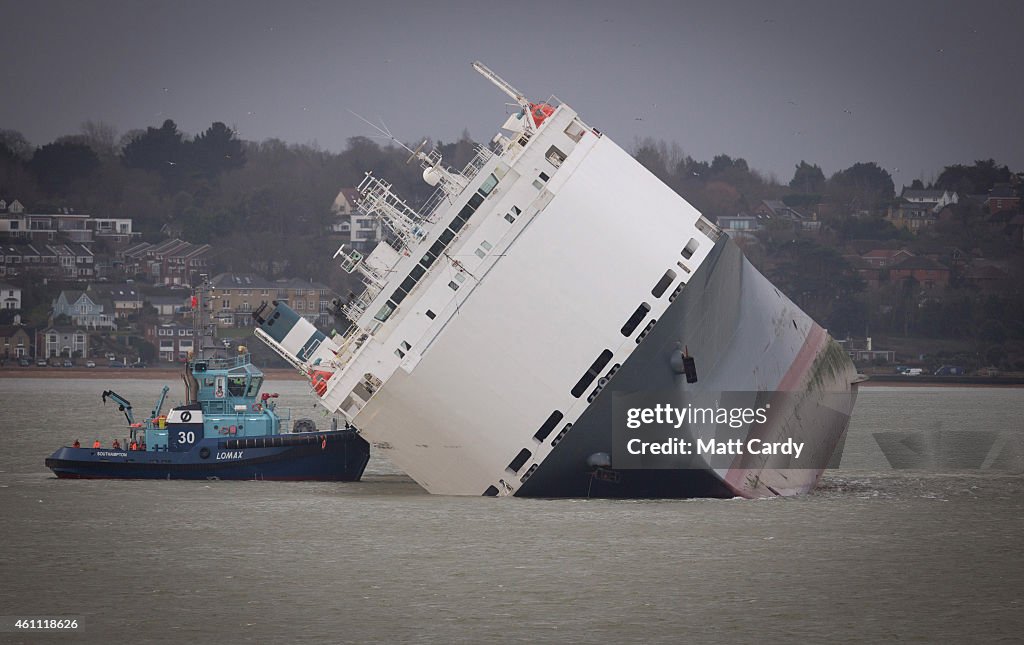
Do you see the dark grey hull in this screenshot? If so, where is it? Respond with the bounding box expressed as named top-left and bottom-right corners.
top-left (517, 237), bottom-right (859, 498)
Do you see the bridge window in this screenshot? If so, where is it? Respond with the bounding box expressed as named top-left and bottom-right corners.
top-left (228, 376), bottom-right (246, 397)
top-left (478, 174), bottom-right (499, 196)
top-left (246, 376), bottom-right (263, 397)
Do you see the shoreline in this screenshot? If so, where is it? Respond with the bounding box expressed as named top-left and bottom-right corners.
top-left (0, 367), bottom-right (306, 381)
top-left (2, 367), bottom-right (1021, 387)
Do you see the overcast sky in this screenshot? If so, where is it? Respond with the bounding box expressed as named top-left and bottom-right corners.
top-left (3, 0), bottom-right (1022, 185)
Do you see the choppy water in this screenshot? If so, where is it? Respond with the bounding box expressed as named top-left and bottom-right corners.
top-left (1, 379), bottom-right (1022, 643)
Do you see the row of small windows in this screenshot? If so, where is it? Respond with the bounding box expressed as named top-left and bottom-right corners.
top-left (511, 235), bottom-right (703, 482)
top-left (375, 174), bottom-right (500, 324)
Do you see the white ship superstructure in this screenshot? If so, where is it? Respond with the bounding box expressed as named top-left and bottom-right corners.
top-left (254, 62), bottom-right (860, 498)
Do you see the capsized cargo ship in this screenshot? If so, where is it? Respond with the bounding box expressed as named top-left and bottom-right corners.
top-left (45, 281), bottom-right (370, 481)
top-left (252, 62), bottom-right (861, 498)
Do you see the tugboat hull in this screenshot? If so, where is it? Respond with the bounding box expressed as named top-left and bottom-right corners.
top-left (45, 431), bottom-right (370, 481)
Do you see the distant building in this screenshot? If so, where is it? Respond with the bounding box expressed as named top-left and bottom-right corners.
top-left (860, 249), bottom-right (914, 268)
top-left (900, 189), bottom-right (958, 208)
top-left (148, 295), bottom-right (189, 317)
top-left (717, 213), bottom-right (763, 241)
top-left (86, 283), bottom-right (143, 318)
top-left (333, 188), bottom-right (381, 251)
top-left (209, 273), bottom-right (336, 328)
top-left (985, 184), bottom-right (1020, 214)
top-left (837, 337), bottom-right (895, 364)
top-left (119, 239), bottom-right (213, 285)
top-left (885, 189), bottom-right (959, 232)
top-left (752, 200), bottom-right (820, 231)
top-left (37, 326), bottom-right (89, 358)
top-left (0, 325), bottom-right (32, 358)
top-left (0, 242), bottom-right (94, 278)
top-left (146, 322), bottom-right (195, 362)
top-left (330, 188), bottom-right (360, 236)
top-left (963, 263), bottom-right (1013, 293)
top-left (0, 282), bottom-right (21, 310)
top-left (888, 256), bottom-right (950, 289)
top-left (52, 290), bottom-right (116, 329)
top-left (842, 255), bottom-right (883, 289)
top-left (0, 200), bottom-right (138, 244)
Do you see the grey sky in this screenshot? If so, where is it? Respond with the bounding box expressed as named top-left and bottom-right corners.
top-left (3, 0), bottom-right (1022, 185)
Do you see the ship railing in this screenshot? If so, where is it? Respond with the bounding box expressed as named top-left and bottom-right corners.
top-left (460, 145), bottom-right (495, 182)
top-left (340, 287), bottom-right (379, 321)
top-left (275, 407), bottom-right (292, 426)
top-left (419, 184), bottom-right (454, 222)
top-left (329, 328), bottom-right (371, 373)
top-left (202, 353), bottom-right (252, 369)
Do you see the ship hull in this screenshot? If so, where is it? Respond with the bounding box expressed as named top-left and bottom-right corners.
top-left (45, 431), bottom-right (370, 481)
top-left (516, 236), bottom-right (859, 498)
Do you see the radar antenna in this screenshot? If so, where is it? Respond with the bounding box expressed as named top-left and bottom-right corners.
top-left (347, 109), bottom-right (468, 195)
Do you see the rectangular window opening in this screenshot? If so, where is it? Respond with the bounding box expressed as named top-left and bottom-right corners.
top-left (534, 411), bottom-right (564, 442)
top-left (564, 121), bottom-right (585, 142)
top-left (651, 269), bottom-right (677, 298)
top-left (571, 349), bottom-right (614, 398)
top-left (682, 238), bottom-right (699, 260)
top-left (546, 146), bottom-right (566, 168)
top-left (478, 174), bottom-right (499, 196)
top-left (425, 309), bottom-right (436, 320)
top-left (621, 303), bottom-right (652, 337)
top-left (507, 448), bottom-right (532, 473)
top-left (374, 302), bottom-right (395, 323)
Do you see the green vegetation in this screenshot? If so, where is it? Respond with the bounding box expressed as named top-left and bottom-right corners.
top-left (2, 122), bottom-right (1022, 369)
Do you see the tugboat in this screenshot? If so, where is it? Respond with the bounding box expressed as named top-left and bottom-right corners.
top-left (45, 280), bottom-right (371, 481)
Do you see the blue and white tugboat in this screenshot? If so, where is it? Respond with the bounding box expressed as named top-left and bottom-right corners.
top-left (45, 281), bottom-right (370, 481)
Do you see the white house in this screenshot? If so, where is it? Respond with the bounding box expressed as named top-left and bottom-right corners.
top-left (331, 187), bottom-right (381, 250)
top-left (39, 326), bottom-right (88, 358)
top-left (901, 189), bottom-right (959, 211)
top-left (0, 282), bottom-right (21, 310)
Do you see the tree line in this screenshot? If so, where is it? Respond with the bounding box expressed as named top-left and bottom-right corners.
top-left (2, 121), bottom-right (1022, 366)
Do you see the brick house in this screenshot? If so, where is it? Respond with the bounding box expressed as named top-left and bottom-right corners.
top-left (888, 256), bottom-right (950, 289)
top-left (0, 325), bottom-right (32, 358)
top-left (146, 322), bottom-right (196, 362)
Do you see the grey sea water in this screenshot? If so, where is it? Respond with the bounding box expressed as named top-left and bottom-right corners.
top-left (1, 378), bottom-right (1022, 643)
